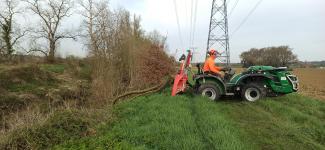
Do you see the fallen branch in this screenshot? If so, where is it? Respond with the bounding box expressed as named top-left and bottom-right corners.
top-left (113, 77), bottom-right (171, 105)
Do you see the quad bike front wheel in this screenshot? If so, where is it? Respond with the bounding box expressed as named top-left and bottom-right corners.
top-left (198, 84), bottom-right (221, 101)
top-left (241, 83), bottom-right (266, 102)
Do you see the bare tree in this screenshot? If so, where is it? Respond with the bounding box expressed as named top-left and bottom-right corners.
top-left (0, 0), bottom-right (27, 57)
top-left (79, 0), bottom-right (100, 54)
top-left (79, 0), bottom-right (95, 51)
top-left (25, 0), bottom-right (76, 63)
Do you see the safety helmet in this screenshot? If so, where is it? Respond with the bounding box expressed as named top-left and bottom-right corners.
top-left (208, 49), bottom-right (218, 56)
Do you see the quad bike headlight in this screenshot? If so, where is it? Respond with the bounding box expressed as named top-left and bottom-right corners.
top-left (286, 75), bottom-right (299, 91)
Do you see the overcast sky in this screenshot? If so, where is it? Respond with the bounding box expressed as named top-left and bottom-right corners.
top-left (45, 0), bottom-right (325, 62)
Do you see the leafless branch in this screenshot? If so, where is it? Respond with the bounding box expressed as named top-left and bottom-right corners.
top-left (26, 48), bottom-right (48, 56)
top-left (11, 28), bottom-right (31, 46)
top-left (24, 0), bottom-right (74, 62)
top-left (55, 34), bottom-right (77, 42)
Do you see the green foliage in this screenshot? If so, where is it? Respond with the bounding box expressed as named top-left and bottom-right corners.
top-left (1, 111), bottom-right (91, 150)
top-left (55, 92), bottom-right (325, 149)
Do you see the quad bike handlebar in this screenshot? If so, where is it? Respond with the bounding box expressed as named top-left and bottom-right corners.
top-left (220, 67), bottom-right (231, 72)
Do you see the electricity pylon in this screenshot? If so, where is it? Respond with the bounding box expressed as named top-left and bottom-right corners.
top-left (206, 0), bottom-right (230, 66)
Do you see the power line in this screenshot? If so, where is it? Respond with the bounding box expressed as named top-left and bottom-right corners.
top-left (184, 0), bottom-right (189, 49)
top-left (228, 0), bottom-right (239, 16)
top-left (189, 0), bottom-right (194, 47)
top-left (188, 0), bottom-right (198, 48)
top-left (191, 0), bottom-right (198, 46)
top-left (231, 0), bottom-right (263, 36)
top-left (173, 0), bottom-right (184, 47)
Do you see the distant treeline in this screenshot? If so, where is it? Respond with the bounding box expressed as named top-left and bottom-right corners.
top-left (240, 46), bottom-right (298, 67)
top-left (297, 61), bottom-right (325, 67)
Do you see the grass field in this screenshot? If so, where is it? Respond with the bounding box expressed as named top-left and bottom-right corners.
top-left (55, 90), bottom-right (325, 149)
top-left (1, 64), bottom-right (324, 149)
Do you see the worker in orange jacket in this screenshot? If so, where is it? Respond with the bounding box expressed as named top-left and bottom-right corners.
top-left (203, 49), bottom-right (223, 77)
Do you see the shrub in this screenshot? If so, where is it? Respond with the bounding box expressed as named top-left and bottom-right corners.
top-left (0, 65), bottom-right (56, 92)
top-left (1, 110), bottom-right (91, 150)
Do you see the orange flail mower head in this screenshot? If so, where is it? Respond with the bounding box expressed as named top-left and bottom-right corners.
top-left (171, 50), bottom-right (192, 96)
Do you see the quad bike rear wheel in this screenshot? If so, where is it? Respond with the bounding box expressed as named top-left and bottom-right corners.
top-left (198, 84), bottom-right (221, 101)
top-left (241, 83), bottom-right (266, 102)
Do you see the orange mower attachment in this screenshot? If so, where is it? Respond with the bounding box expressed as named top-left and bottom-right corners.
top-left (171, 50), bottom-right (192, 96)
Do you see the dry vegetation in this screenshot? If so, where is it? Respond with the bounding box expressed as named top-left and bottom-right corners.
top-left (0, 0), bottom-right (175, 148)
top-left (0, 60), bottom-right (97, 149)
top-left (82, 1), bottom-right (175, 104)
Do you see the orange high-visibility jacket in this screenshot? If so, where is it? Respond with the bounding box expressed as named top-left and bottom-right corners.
top-left (203, 56), bottom-right (221, 74)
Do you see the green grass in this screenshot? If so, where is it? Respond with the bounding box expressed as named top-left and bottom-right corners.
top-left (40, 64), bottom-right (66, 73)
top-left (54, 91), bottom-right (325, 149)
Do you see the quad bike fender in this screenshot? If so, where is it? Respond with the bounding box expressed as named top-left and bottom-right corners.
top-left (194, 74), bottom-right (226, 95)
top-left (234, 74), bottom-right (273, 85)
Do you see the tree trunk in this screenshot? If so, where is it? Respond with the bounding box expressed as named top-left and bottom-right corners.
top-left (48, 40), bottom-right (55, 63)
top-left (2, 22), bottom-right (13, 56)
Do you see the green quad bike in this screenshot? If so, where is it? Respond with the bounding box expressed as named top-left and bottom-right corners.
top-left (171, 50), bottom-right (299, 102)
top-left (194, 65), bottom-right (299, 101)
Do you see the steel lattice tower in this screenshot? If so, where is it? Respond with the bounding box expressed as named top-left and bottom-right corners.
top-left (206, 0), bottom-right (230, 65)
